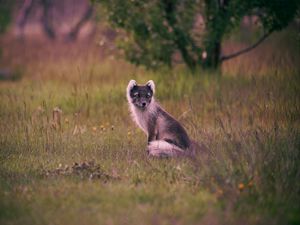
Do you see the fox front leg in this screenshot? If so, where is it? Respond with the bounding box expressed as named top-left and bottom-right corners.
top-left (146, 123), bottom-right (157, 155)
top-left (147, 120), bottom-right (157, 144)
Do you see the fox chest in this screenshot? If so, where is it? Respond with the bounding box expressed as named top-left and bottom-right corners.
top-left (131, 110), bottom-right (155, 135)
top-left (134, 112), bottom-right (149, 133)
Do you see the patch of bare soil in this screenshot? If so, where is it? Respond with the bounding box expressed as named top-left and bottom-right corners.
top-left (44, 161), bottom-right (120, 182)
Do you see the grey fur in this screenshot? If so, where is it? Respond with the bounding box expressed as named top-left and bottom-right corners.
top-left (127, 80), bottom-right (193, 157)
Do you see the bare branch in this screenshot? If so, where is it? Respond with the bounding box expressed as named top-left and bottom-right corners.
top-left (65, 5), bottom-right (93, 42)
top-left (221, 31), bottom-right (272, 62)
top-left (16, 0), bottom-right (33, 29)
top-left (41, 0), bottom-right (56, 39)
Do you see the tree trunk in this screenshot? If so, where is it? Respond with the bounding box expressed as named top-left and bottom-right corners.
top-left (162, 0), bottom-right (197, 71)
top-left (176, 34), bottom-right (197, 71)
top-left (202, 39), bottom-right (221, 69)
top-left (201, 0), bottom-right (224, 70)
top-left (41, 0), bottom-right (56, 39)
top-left (16, 0), bottom-right (34, 39)
top-left (65, 5), bottom-right (93, 42)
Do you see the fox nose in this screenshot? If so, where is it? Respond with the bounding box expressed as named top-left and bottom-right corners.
top-left (142, 102), bottom-right (146, 107)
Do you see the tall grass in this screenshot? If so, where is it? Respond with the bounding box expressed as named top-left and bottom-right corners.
top-left (0, 27), bottom-right (299, 225)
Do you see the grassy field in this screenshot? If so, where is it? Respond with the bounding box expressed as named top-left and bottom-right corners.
top-left (0, 27), bottom-right (300, 225)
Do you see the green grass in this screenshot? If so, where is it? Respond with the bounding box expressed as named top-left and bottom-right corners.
top-left (0, 28), bottom-right (300, 225)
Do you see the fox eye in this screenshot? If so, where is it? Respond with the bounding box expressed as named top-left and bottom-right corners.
top-left (133, 92), bottom-right (139, 97)
top-left (146, 93), bottom-right (151, 98)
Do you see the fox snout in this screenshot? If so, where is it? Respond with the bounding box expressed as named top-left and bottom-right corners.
top-left (137, 100), bottom-right (148, 109)
top-left (130, 94), bottom-right (152, 110)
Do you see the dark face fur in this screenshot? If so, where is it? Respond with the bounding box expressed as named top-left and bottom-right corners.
top-left (130, 85), bottom-right (153, 110)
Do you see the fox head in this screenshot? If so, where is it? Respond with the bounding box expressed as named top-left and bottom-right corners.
top-left (127, 80), bottom-right (155, 110)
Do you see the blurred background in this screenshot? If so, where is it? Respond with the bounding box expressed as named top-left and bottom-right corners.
top-left (0, 0), bottom-right (299, 79)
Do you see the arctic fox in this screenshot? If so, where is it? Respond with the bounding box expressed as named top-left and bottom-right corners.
top-left (127, 80), bottom-right (195, 157)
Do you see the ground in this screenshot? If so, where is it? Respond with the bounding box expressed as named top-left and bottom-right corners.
top-left (0, 27), bottom-right (299, 225)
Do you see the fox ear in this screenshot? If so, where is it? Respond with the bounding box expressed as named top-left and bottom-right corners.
top-left (146, 80), bottom-right (155, 93)
top-left (127, 80), bottom-right (137, 93)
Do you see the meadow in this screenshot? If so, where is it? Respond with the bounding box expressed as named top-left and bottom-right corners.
top-left (0, 27), bottom-right (299, 225)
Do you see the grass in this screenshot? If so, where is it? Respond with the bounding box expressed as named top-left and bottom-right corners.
top-left (0, 26), bottom-right (300, 225)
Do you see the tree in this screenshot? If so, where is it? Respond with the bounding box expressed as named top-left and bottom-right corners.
top-left (97, 0), bottom-right (300, 71)
top-left (0, 0), bottom-right (14, 34)
top-left (0, 0), bottom-right (15, 80)
top-left (15, 0), bottom-right (94, 41)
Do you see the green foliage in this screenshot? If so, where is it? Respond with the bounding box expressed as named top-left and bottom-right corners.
top-left (99, 0), bottom-right (199, 70)
top-left (0, 0), bottom-right (14, 33)
top-left (254, 0), bottom-right (300, 31)
top-left (97, 0), bottom-right (300, 71)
